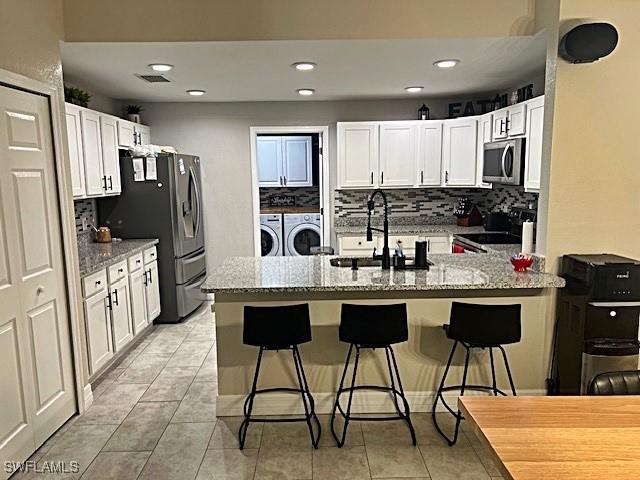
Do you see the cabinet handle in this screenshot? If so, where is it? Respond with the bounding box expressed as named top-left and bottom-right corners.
top-left (445, 171), bottom-right (449, 183)
top-left (139, 132), bottom-right (143, 144)
top-left (108, 176), bottom-right (113, 190)
top-left (380, 171), bottom-right (384, 185)
top-left (117, 267), bottom-right (123, 273)
top-left (283, 176), bottom-right (287, 186)
top-left (95, 280), bottom-right (101, 286)
top-left (147, 269), bottom-right (152, 284)
top-left (420, 171), bottom-right (424, 184)
top-left (143, 271), bottom-right (148, 286)
top-left (505, 118), bottom-right (510, 134)
top-left (106, 293), bottom-right (112, 311)
top-left (113, 289), bottom-right (119, 306)
top-left (102, 175), bottom-right (107, 190)
top-left (370, 172), bottom-right (374, 185)
top-left (133, 132), bottom-right (137, 145)
top-left (136, 259), bottom-right (141, 264)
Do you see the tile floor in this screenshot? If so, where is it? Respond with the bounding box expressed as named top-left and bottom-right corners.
top-left (14, 304), bottom-right (502, 480)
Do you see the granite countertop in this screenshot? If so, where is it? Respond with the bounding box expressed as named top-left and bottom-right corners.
top-left (201, 254), bottom-right (564, 294)
top-left (334, 217), bottom-right (488, 235)
top-left (78, 239), bottom-right (159, 277)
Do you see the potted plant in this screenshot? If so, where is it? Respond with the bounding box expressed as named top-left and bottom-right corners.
top-left (126, 105), bottom-right (143, 123)
top-left (64, 86), bottom-right (91, 107)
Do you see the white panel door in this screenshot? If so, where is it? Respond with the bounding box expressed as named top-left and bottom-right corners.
top-left (117, 120), bottom-right (136, 148)
top-left (137, 125), bottom-right (151, 146)
top-left (80, 109), bottom-right (105, 196)
top-left (145, 261), bottom-right (161, 322)
top-left (282, 136), bottom-right (312, 187)
top-left (109, 277), bottom-right (133, 352)
top-left (129, 270), bottom-right (148, 335)
top-left (0, 85), bottom-right (76, 472)
top-left (443, 118), bottom-right (477, 186)
top-left (417, 121), bottom-right (443, 186)
top-left (100, 115), bottom-right (121, 195)
top-left (84, 291), bottom-right (113, 375)
top-left (476, 113), bottom-right (493, 188)
top-left (64, 104), bottom-right (85, 197)
top-left (524, 96), bottom-right (545, 191)
top-left (507, 103), bottom-right (527, 137)
top-left (379, 122), bottom-right (416, 188)
top-left (492, 109), bottom-right (508, 140)
top-left (256, 136), bottom-right (283, 187)
top-left (337, 123), bottom-right (378, 188)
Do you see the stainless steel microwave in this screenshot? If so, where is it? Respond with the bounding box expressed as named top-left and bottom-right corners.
top-left (482, 138), bottom-right (524, 185)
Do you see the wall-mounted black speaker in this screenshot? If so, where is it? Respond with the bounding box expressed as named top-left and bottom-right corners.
top-left (559, 23), bottom-right (618, 63)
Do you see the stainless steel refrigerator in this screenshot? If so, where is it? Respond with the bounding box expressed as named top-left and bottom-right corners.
top-left (98, 153), bottom-right (206, 323)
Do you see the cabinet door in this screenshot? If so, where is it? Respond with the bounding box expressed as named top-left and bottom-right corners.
top-left (388, 234), bottom-right (419, 255)
top-left (145, 261), bottom-right (161, 322)
top-left (507, 103), bottom-right (526, 137)
top-left (476, 114), bottom-right (493, 188)
top-left (110, 277), bottom-right (133, 352)
top-left (80, 109), bottom-right (105, 196)
top-left (492, 109), bottom-right (508, 140)
top-left (257, 136), bottom-right (283, 187)
top-left (84, 291), bottom-right (113, 375)
top-left (379, 122), bottom-right (417, 188)
top-left (129, 270), bottom-right (148, 335)
top-left (338, 235), bottom-right (379, 256)
top-left (65, 104), bottom-right (86, 197)
top-left (137, 125), bottom-right (151, 146)
top-left (443, 117), bottom-right (477, 186)
top-left (117, 120), bottom-right (136, 148)
top-left (100, 115), bottom-right (121, 195)
top-left (426, 235), bottom-right (452, 253)
top-left (417, 121), bottom-right (443, 186)
top-left (524, 96), bottom-right (545, 191)
top-left (282, 136), bottom-right (312, 187)
top-left (337, 123), bottom-right (378, 188)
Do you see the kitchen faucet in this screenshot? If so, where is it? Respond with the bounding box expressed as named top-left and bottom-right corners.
top-left (366, 189), bottom-right (390, 269)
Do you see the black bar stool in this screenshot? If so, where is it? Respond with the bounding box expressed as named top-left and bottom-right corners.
top-left (330, 303), bottom-right (416, 447)
top-left (239, 304), bottom-right (321, 449)
top-left (433, 302), bottom-right (521, 446)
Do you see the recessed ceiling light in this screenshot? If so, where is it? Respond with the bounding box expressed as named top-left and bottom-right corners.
top-left (404, 86), bottom-right (424, 93)
top-left (186, 89), bottom-right (206, 96)
top-left (433, 59), bottom-right (460, 69)
top-left (291, 62), bottom-right (317, 71)
top-left (297, 88), bottom-right (315, 96)
top-left (149, 63), bottom-right (173, 72)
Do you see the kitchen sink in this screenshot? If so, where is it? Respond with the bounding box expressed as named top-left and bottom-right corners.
top-left (330, 257), bottom-right (382, 267)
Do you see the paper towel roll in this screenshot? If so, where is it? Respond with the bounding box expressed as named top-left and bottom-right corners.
top-left (521, 221), bottom-right (534, 254)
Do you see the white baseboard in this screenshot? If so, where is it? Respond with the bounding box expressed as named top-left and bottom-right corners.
top-left (82, 384), bottom-right (94, 411)
top-left (216, 388), bottom-right (546, 417)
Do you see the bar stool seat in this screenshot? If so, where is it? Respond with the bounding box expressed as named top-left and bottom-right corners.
top-left (331, 303), bottom-right (416, 447)
top-left (239, 304), bottom-right (321, 449)
top-left (433, 302), bottom-right (521, 446)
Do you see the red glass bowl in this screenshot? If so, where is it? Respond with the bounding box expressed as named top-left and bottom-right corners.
top-left (511, 257), bottom-right (534, 272)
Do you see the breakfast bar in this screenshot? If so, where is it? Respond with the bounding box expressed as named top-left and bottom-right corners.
top-left (202, 253), bottom-right (564, 416)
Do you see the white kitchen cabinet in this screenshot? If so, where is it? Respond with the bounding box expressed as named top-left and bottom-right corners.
top-left (379, 123), bottom-right (417, 188)
top-left (129, 268), bottom-right (148, 335)
top-left (476, 113), bottom-right (493, 188)
top-left (80, 109), bottom-right (105, 196)
top-left (492, 103), bottom-right (527, 140)
top-left (257, 136), bottom-right (312, 187)
top-left (137, 124), bottom-right (151, 146)
top-left (109, 276), bottom-right (134, 352)
top-left (337, 122), bottom-right (378, 188)
top-left (282, 136), bottom-right (312, 187)
top-left (145, 260), bottom-right (161, 321)
top-left (65, 104), bottom-right (86, 198)
top-left (117, 119), bottom-right (136, 148)
top-left (100, 115), bottom-right (121, 195)
top-left (524, 96), bottom-right (545, 192)
top-left (442, 117), bottom-right (477, 186)
top-left (338, 235), bottom-right (379, 256)
top-left (417, 121), bottom-right (443, 186)
top-left (84, 288), bottom-right (113, 375)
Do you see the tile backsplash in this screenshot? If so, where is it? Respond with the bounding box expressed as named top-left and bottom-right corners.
top-left (259, 187), bottom-right (320, 209)
top-left (334, 185), bottom-right (538, 219)
top-left (74, 198), bottom-right (96, 233)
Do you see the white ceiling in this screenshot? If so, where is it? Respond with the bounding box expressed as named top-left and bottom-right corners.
top-left (60, 35), bottom-right (546, 102)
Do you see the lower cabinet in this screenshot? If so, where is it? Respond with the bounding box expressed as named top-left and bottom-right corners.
top-left (129, 268), bottom-right (149, 335)
top-left (338, 234), bottom-right (452, 256)
top-left (84, 289), bottom-right (114, 375)
top-left (145, 257), bottom-right (161, 322)
top-left (110, 276), bottom-right (134, 352)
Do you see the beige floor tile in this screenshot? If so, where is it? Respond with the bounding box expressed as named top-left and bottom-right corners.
top-left (168, 341), bottom-right (214, 367)
top-left (171, 381), bottom-right (217, 423)
top-left (420, 445), bottom-right (490, 480)
top-left (414, 413), bottom-right (470, 447)
top-left (470, 443), bottom-right (503, 477)
top-left (366, 444), bottom-right (428, 478)
top-left (361, 418), bottom-right (418, 447)
top-left (103, 401), bottom-right (179, 451)
top-left (261, 419), bottom-right (318, 449)
top-left (195, 448), bottom-right (258, 480)
top-left (144, 337), bottom-right (184, 354)
top-left (138, 422), bottom-right (215, 480)
top-left (254, 445), bottom-right (312, 480)
top-left (194, 350), bottom-right (218, 382)
top-left (91, 379), bottom-right (115, 401)
top-left (117, 353), bottom-right (172, 384)
top-left (313, 446), bottom-right (370, 480)
top-left (209, 417), bottom-right (263, 450)
top-left (317, 414), bottom-right (364, 447)
top-left (140, 366), bottom-right (199, 402)
top-left (75, 384), bottom-right (148, 425)
top-left (184, 324), bottom-right (216, 343)
top-left (79, 451), bottom-right (150, 480)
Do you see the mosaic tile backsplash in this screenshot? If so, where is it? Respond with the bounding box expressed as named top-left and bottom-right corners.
top-left (74, 198), bottom-right (97, 233)
top-left (259, 187), bottom-right (320, 209)
top-left (334, 185), bottom-right (538, 219)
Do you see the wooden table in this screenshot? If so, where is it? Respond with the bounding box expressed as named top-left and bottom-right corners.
top-left (459, 396), bottom-right (640, 480)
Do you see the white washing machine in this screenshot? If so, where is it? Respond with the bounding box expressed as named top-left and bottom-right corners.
top-left (284, 213), bottom-right (321, 256)
top-left (260, 214), bottom-right (283, 256)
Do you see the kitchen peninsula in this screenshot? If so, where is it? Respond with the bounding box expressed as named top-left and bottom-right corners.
top-left (203, 253), bottom-right (564, 416)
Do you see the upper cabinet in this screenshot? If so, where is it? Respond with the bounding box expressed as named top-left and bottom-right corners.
top-left (442, 117), bottom-right (477, 186)
top-left (492, 103), bottom-right (527, 140)
top-left (417, 121), bottom-right (443, 186)
top-left (337, 123), bottom-right (378, 189)
top-left (66, 103), bottom-right (151, 199)
top-left (379, 122), bottom-right (416, 188)
top-left (475, 113), bottom-right (493, 188)
top-left (257, 136), bottom-right (313, 187)
top-left (524, 96), bottom-right (545, 192)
